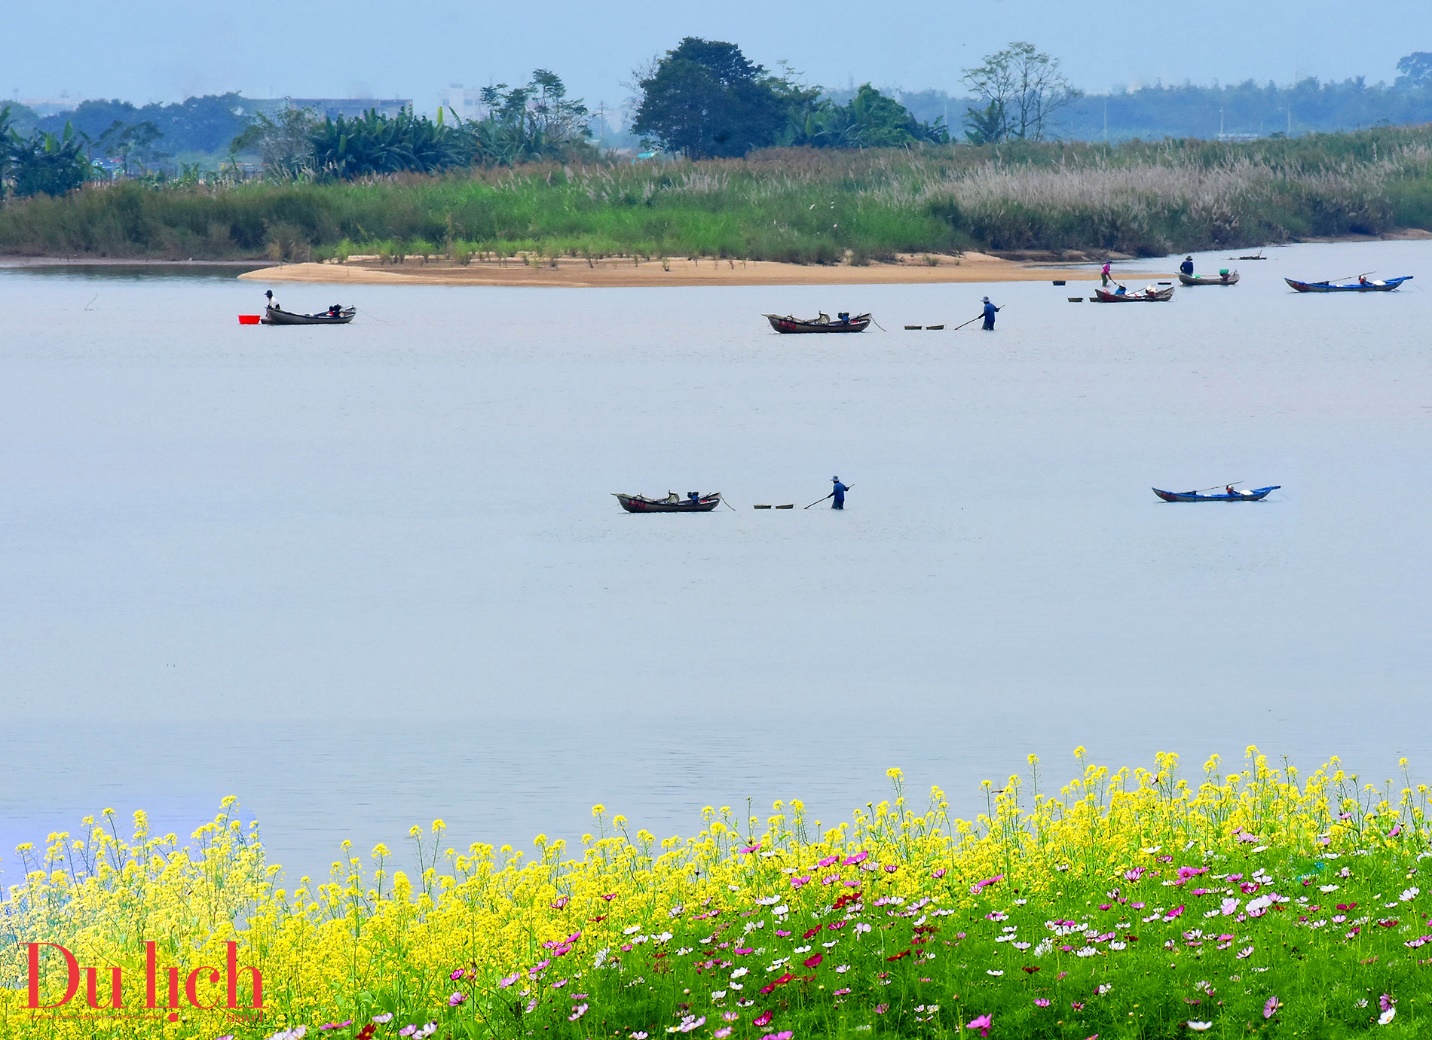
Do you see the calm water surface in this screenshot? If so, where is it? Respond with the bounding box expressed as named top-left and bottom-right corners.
top-left (2, 242), bottom-right (1429, 882)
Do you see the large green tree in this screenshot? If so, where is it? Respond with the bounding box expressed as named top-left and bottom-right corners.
top-left (632, 38), bottom-right (817, 158)
top-left (962, 42), bottom-right (1080, 143)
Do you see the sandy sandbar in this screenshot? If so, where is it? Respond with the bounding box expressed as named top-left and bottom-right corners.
top-left (239, 252), bottom-right (1163, 289)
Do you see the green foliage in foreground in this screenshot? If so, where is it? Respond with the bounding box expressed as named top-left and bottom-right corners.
top-left (6, 127), bottom-right (1432, 261)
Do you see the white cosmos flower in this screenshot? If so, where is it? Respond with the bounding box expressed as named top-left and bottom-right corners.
top-left (1187, 1022), bottom-right (1212, 1032)
top-left (1379, 1007), bottom-right (1396, 1025)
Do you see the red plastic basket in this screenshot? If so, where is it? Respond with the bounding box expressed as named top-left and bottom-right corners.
top-left (238, 314), bottom-right (262, 325)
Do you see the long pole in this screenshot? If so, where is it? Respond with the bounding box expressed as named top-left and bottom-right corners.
top-left (804, 484), bottom-right (853, 509)
top-left (952, 313), bottom-right (985, 331)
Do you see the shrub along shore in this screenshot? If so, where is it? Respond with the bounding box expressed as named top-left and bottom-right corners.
top-left (4, 128), bottom-right (1432, 265)
top-left (2, 750), bottom-right (1429, 1038)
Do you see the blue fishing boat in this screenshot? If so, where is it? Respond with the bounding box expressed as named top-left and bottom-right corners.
top-left (1284, 276), bottom-right (1411, 293)
top-left (1153, 485), bottom-right (1280, 502)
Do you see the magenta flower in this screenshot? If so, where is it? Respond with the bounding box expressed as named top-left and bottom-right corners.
top-left (753, 1011), bottom-right (772, 1028)
top-left (449, 968), bottom-right (465, 980)
top-left (739, 843), bottom-right (761, 854)
top-left (320, 1022), bottom-right (352, 1031)
top-left (883, 864), bottom-right (898, 873)
top-left (967, 1013), bottom-right (993, 1037)
top-left (932, 868), bottom-right (947, 878)
top-left (874, 1004), bottom-right (888, 1014)
top-left (498, 972), bottom-right (519, 988)
top-left (804, 953), bottom-right (823, 968)
top-left (1034, 998), bottom-right (1051, 1007)
top-left (1264, 996), bottom-right (1280, 1019)
top-left (843, 850), bottom-right (869, 865)
top-left (550, 896), bottom-right (569, 910)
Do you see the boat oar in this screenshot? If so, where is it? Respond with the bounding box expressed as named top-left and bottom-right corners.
top-left (1189, 480), bottom-right (1243, 493)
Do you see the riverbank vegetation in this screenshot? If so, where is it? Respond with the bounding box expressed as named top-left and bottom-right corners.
top-left (5, 127), bottom-right (1432, 262)
top-left (2, 749), bottom-right (1428, 1039)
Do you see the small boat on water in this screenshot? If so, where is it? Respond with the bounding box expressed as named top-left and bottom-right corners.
top-left (262, 304), bottom-right (356, 325)
top-left (614, 492), bottom-right (721, 513)
top-left (765, 311), bottom-right (872, 333)
top-left (1178, 271), bottom-right (1239, 286)
top-left (1093, 285), bottom-right (1175, 303)
top-left (1152, 485), bottom-right (1280, 502)
top-left (1284, 276), bottom-right (1412, 293)
top-left (1237, 252), bottom-right (1267, 261)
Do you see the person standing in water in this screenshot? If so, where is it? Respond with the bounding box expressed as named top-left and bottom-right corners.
top-left (831, 477), bottom-right (849, 509)
top-left (1100, 261), bottom-right (1112, 286)
top-left (981, 296), bottom-right (1000, 330)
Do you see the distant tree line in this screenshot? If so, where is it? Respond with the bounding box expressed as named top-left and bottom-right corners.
top-left (9, 43), bottom-right (1432, 202)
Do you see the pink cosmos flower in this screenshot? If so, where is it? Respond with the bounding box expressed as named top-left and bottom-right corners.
top-left (1034, 998), bottom-right (1051, 1007)
top-left (967, 1013), bottom-right (993, 1037)
top-left (753, 1011), bottom-right (772, 1028)
top-left (550, 896), bottom-right (569, 910)
top-left (932, 868), bottom-right (947, 878)
top-left (739, 843), bottom-right (761, 854)
top-left (1264, 996), bottom-right (1281, 1019)
top-left (817, 855), bottom-right (839, 868)
top-left (448, 993), bottom-right (466, 1007)
top-left (883, 864), bottom-right (898, 873)
top-left (449, 968), bottom-right (465, 980)
top-left (714, 1031), bottom-right (732, 1039)
top-left (843, 851), bottom-right (868, 865)
top-left (568, 1004), bottom-right (588, 1022)
top-left (874, 1004), bottom-right (888, 1014)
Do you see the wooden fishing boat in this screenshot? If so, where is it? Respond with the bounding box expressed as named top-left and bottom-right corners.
top-left (1093, 285), bottom-right (1175, 302)
top-left (1178, 271), bottom-right (1240, 286)
top-left (1152, 485), bottom-right (1280, 502)
top-left (261, 304), bottom-right (356, 325)
top-left (764, 312), bottom-right (871, 333)
top-left (613, 492), bottom-right (721, 513)
top-left (1284, 276), bottom-right (1412, 293)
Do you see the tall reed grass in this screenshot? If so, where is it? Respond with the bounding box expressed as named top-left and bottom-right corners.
top-left (4, 127), bottom-right (1432, 262)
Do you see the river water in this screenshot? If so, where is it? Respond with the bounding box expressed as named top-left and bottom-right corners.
top-left (2, 242), bottom-right (1429, 883)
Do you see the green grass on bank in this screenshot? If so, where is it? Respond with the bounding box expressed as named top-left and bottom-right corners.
top-left (5, 127), bottom-right (1432, 262)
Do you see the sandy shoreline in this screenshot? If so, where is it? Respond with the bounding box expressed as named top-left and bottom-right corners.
top-left (236, 252), bottom-right (1160, 289)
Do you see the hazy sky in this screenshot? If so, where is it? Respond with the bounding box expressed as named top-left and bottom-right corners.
top-left (7, 0), bottom-right (1431, 113)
